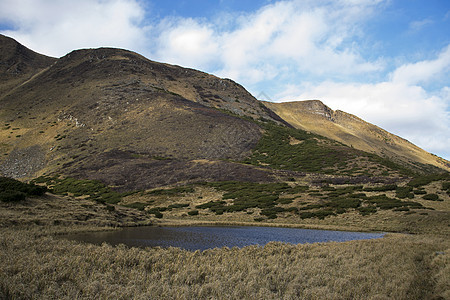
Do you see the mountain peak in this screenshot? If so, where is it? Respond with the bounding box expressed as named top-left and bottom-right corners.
top-left (0, 34), bottom-right (56, 75)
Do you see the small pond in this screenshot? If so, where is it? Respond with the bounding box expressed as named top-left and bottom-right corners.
top-left (63, 226), bottom-right (384, 251)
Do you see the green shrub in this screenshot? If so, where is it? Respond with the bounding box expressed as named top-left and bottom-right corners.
top-left (422, 194), bottom-right (441, 201)
top-left (0, 177), bottom-right (47, 202)
top-left (325, 198), bottom-right (361, 209)
top-left (0, 190), bottom-right (26, 202)
top-left (148, 186), bottom-right (195, 196)
top-left (105, 204), bottom-right (115, 212)
top-left (167, 203), bottom-right (190, 209)
top-left (413, 189), bottom-right (427, 195)
top-left (363, 184), bottom-right (397, 192)
top-left (396, 186), bottom-right (414, 199)
top-left (442, 181), bottom-right (450, 191)
top-left (188, 210), bottom-right (199, 216)
top-left (407, 174), bottom-right (450, 187)
top-left (147, 208), bottom-right (163, 218)
top-left (357, 206), bottom-right (377, 215)
top-left (299, 212), bottom-right (316, 219)
top-left (30, 176), bottom-right (126, 204)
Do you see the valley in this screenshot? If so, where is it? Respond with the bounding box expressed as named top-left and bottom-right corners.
top-left (0, 34), bottom-right (449, 299)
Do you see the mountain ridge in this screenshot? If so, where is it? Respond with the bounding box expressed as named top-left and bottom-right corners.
top-left (0, 34), bottom-right (448, 193)
top-left (263, 100), bottom-right (450, 172)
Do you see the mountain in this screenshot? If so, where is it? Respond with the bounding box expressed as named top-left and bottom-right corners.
top-left (0, 34), bottom-right (447, 193)
top-left (0, 35), bottom-right (56, 96)
top-left (0, 35), bottom-right (292, 190)
top-left (263, 100), bottom-right (450, 173)
top-left (1, 34), bottom-right (449, 231)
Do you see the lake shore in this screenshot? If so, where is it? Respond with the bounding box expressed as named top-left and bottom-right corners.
top-left (1, 194), bottom-right (449, 299)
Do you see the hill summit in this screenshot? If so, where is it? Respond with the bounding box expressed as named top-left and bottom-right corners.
top-left (264, 100), bottom-right (450, 172)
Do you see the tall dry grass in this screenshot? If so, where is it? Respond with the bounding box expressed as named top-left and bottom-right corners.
top-left (0, 227), bottom-right (448, 299)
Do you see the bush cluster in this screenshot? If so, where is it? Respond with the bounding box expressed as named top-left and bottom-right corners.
top-left (0, 177), bottom-right (47, 202)
top-left (31, 176), bottom-right (129, 204)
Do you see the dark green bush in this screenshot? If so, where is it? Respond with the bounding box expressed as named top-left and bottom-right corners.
top-left (30, 176), bottom-right (126, 205)
top-left (0, 177), bottom-right (47, 202)
top-left (367, 194), bottom-right (423, 210)
top-left (325, 198), bottom-right (361, 209)
top-left (396, 186), bottom-right (414, 199)
top-left (363, 184), bottom-right (397, 192)
top-left (413, 189), bottom-right (427, 195)
top-left (422, 194), bottom-right (441, 201)
top-left (407, 174), bottom-right (450, 187)
top-left (0, 190), bottom-right (26, 202)
top-left (357, 206), bottom-right (377, 215)
top-left (148, 186), bottom-right (195, 196)
top-left (188, 210), bottom-right (199, 216)
top-left (167, 203), bottom-right (190, 209)
top-left (442, 181), bottom-right (450, 191)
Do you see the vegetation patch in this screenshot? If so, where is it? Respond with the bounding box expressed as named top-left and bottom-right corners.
top-left (422, 194), bottom-right (442, 201)
top-left (147, 186), bottom-right (195, 197)
top-left (0, 177), bottom-right (47, 202)
top-left (407, 174), bottom-right (450, 188)
top-left (365, 194), bottom-right (423, 210)
top-left (243, 122), bottom-right (415, 176)
top-left (31, 176), bottom-right (132, 204)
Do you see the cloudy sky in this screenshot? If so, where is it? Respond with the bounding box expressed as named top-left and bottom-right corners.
top-left (1, 0), bottom-right (449, 160)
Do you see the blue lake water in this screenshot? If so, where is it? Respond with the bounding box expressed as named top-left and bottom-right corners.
top-left (64, 226), bottom-right (384, 251)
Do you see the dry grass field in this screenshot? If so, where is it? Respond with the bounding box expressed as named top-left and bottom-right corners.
top-left (0, 226), bottom-right (448, 299)
top-left (0, 190), bottom-right (449, 300)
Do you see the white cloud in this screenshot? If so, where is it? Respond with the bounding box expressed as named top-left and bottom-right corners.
top-left (0, 0), bottom-right (147, 57)
top-left (390, 45), bottom-right (450, 85)
top-left (277, 45), bottom-right (450, 159)
top-left (1, 0), bottom-right (448, 160)
top-left (151, 0), bottom-right (385, 83)
top-left (154, 18), bottom-right (219, 70)
top-left (409, 18), bottom-right (433, 31)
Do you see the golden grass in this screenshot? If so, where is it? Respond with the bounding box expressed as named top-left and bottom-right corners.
top-left (1, 193), bottom-right (448, 299)
top-left (0, 193), bottom-right (153, 228)
top-left (0, 227), bottom-right (448, 299)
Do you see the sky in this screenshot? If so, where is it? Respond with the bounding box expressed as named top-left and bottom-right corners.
top-left (0, 0), bottom-right (449, 160)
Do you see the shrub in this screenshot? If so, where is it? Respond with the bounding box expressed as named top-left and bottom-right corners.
top-left (413, 189), bottom-right (427, 195)
top-left (0, 190), bottom-right (26, 202)
top-left (167, 203), bottom-right (190, 210)
top-left (0, 177), bottom-right (47, 202)
top-left (407, 174), bottom-right (450, 187)
top-left (148, 186), bottom-right (195, 196)
top-left (357, 206), bottom-right (377, 215)
top-left (363, 184), bottom-right (397, 192)
top-left (396, 186), bottom-right (414, 199)
top-left (422, 194), bottom-right (441, 201)
top-left (30, 176), bottom-right (126, 204)
top-left (188, 210), bottom-right (199, 216)
top-left (366, 194), bottom-right (423, 210)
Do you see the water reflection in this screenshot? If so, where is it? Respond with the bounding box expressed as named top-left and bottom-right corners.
top-left (63, 226), bottom-right (384, 251)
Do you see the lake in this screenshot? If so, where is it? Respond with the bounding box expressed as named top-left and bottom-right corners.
top-left (63, 226), bottom-right (384, 251)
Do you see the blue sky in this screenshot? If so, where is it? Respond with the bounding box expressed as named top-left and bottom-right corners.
top-left (1, 0), bottom-right (449, 160)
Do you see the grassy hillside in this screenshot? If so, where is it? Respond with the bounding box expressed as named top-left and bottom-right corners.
top-left (264, 100), bottom-right (450, 173)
